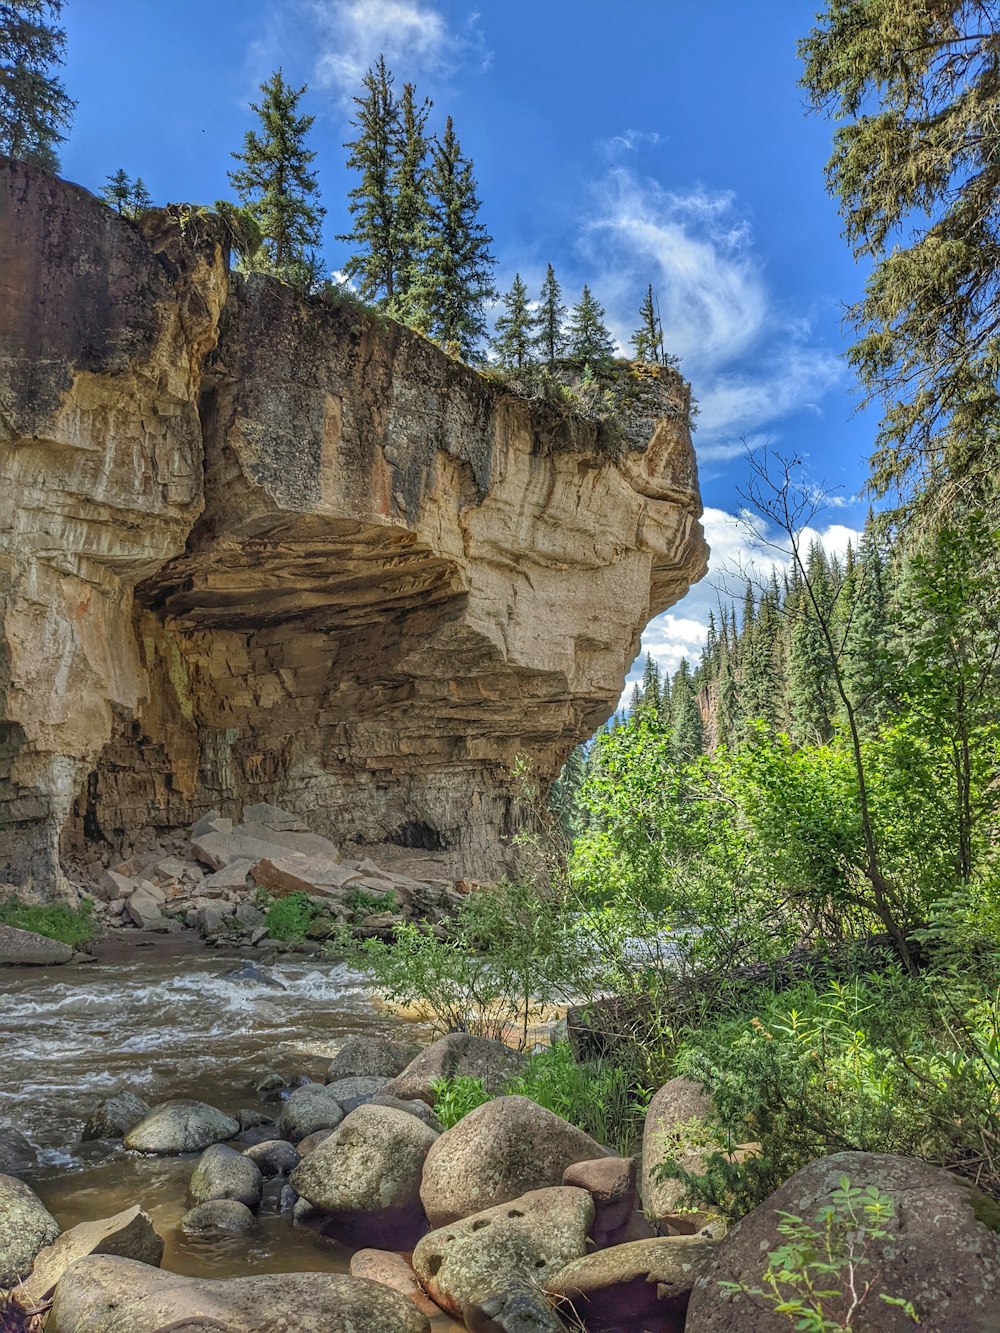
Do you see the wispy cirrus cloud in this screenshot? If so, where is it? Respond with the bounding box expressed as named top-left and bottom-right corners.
top-left (310, 0), bottom-right (490, 102)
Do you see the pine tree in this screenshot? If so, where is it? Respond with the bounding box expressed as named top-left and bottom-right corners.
top-left (339, 57), bottom-right (400, 306)
top-left (631, 283), bottom-right (665, 364)
top-left (669, 659), bottom-right (703, 760)
top-left (0, 0), bottom-right (75, 169)
top-left (566, 286), bottom-right (616, 364)
top-left (229, 69), bottom-right (325, 289)
top-left (490, 273), bottom-right (535, 370)
top-left (415, 114), bottom-right (495, 358)
top-left (387, 80), bottom-right (432, 324)
top-left (100, 168), bottom-right (152, 219)
top-left (640, 652), bottom-right (662, 713)
top-left (536, 264), bottom-right (566, 367)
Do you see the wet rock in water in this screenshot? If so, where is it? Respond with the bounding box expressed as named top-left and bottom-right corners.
top-left (0, 1173), bottom-right (61, 1288)
top-left (243, 1139), bottom-right (299, 1178)
top-left (412, 1186), bottom-right (593, 1320)
top-left (50, 1256), bottom-right (431, 1332)
top-left (0, 923), bottom-right (73, 966)
top-left (382, 1033), bottom-right (527, 1105)
top-left (224, 960), bottom-right (287, 990)
top-left (253, 1071), bottom-right (289, 1101)
top-left (180, 1200), bottom-right (256, 1234)
top-left (81, 1090), bottom-right (151, 1143)
top-left (349, 1249), bottom-right (441, 1319)
top-left (641, 1077), bottom-right (714, 1232)
top-left (546, 1235), bottom-right (718, 1332)
top-left (279, 1183), bottom-right (297, 1212)
top-left (290, 1103), bottom-right (438, 1249)
top-left (235, 1107), bottom-right (275, 1132)
top-left (466, 1280), bottom-right (567, 1332)
top-left (13, 1205), bottom-right (164, 1306)
top-left (369, 1094), bottom-right (443, 1133)
top-left (326, 1035), bottom-right (421, 1084)
top-left (420, 1095), bottom-right (609, 1228)
top-left (324, 1075), bottom-right (386, 1112)
top-left (686, 1151), bottom-right (1000, 1333)
top-left (0, 1125), bottom-right (36, 1176)
top-left (278, 1084), bottom-right (344, 1144)
top-left (187, 1144), bottom-right (263, 1210)
top-left (124, 1099), bottom-right (239, 1155)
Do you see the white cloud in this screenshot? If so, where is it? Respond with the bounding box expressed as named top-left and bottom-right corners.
top-left (575, 167), bottom-right (848, 460)
top-left (622, 504), bottom-right (862, 702)
top-left (310, 1), bottom-right (489, 102)
top-left (596, 129), bottom-right (664, 160)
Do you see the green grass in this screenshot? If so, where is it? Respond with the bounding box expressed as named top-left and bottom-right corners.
top-left (256, 890), bottom-right (317, 942)
top-left (0, 898), bottom-right (94, 947)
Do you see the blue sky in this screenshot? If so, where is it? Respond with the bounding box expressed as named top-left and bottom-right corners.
top-left (61, 1), bottom-right (874, 686)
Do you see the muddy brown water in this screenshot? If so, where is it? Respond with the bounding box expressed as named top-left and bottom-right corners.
top-left (0, 934), bottom-right (457, 1326)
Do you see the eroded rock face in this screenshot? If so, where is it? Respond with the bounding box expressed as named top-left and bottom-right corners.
top-left (0, 159), bottom-right (708, 892)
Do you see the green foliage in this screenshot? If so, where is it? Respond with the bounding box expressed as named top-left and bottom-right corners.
top-left (0, 0), bottom-right (75, 169)
top-left (720, 1176), bottom-right (918, 1330)
top-left (211, 198), bottom-right (262, 262)
top-left (336, 877), bottom-right (597, 1049)
top-left (228, 68), bottom-right (325, 289)
top-left (257, 890), bottom-right (317, 942)
top-left (631, 283), bottom-right (675, 367)
top-left (0, 897), bottom-right (93, 947)
top-left (100, 168), bottom-right (152, 219)
top-left (536, 263), bottom-right (566, 366)
top-left (430, 1074), bottom-right (490, 1128)
top-left (799, 1), bottom-right (1000, 513)
top-left (566, 284), bottom-right (616, 364)
top-left (506, 1042), bottom-right (648, 1155)
top-left (490, 273), bottom-right (535, 370)
top-left (345, 886), bottom-right (396, 917)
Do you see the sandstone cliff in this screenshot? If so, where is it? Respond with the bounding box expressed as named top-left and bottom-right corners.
top-left (0, 160), bottom-right (707, 892)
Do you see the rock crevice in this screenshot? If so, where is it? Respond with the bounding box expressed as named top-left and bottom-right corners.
top-left (0, 160), bottom-right (707, 890)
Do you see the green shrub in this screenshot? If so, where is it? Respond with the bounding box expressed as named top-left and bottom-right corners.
top-left (506, 1042), bottom-right (649, 1154)
top-left (430, 1075), bottom-right (491, 1128)
top-left (258, 891), bottom-right (317, 942)
top-left (0, 898), bottom-right (93, 948)
top-left (345, 887), bottom-right (397, 918)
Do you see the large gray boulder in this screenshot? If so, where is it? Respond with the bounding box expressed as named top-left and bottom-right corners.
top-left (290, 1103), bottom-right (438, 1248)
top-left (13, 1205), bottom-right (163, 1307)
top-left (326, 1035), bottom-right (421, 1084)
top-left (0, 923), bottom-right (72, 966)
top-left (0, 1173), bottom-right (60, 1288)
top-left (123, 1100), bottom-right (239, 1155)
top-left (324, 1076), bottom-right (387, 1113)
top-left (641, 1077), bottom-right (714, 1231)
top-left (420, 1095), bottom-right (608, 1227)
top-left (81, 1091), bottom-right (150, 1142)
top-left (412, 1186), bottom-right (593, 1320)
top-left (187, 1144), bottom-right (263, 1210)
top-left (277, 1084), bottom-right (344, 1143)
top-left (381, 1033), bottom-right (527, 1105)
top-left (243, 1139), bottom-right (299, 1178)
top-left (686, 1152), bottom-right (1000, 1332)
top-left (0, 1125), bottom-right (36, 1176)
top-left (49, 1255), bottom-right (431, 1331)
top-left (547, 1235), bottom-right (717, 1331)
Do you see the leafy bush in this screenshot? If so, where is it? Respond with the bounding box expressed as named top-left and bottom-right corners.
top-left (258, 891), bottom-right (317, 942)
top-left (720, 1176), bottom-right (918, 1331)
top-left (430, 1075), bottom-right (491, 1128)
top-left (506, 1042), bottom-right (649, 1155)
top-left (345, 887), bottom-right (397, 917)
top-left (0, 898), bottom-right (93, 948)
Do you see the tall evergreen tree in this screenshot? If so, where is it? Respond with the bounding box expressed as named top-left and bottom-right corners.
top-left (387, 80), bottom-right (432, 324)
top-left (490, 273), bottom-right (535, 369)
top-left (339, 57), bottom-right (399, 305)
top-left (669, 659), bottom-right (703, 760)
top-left (566, 285), bottom-right (616, 363)
top-left (100, 168), bottom-right (151, 219)
top-left (630, 283), bottom-right (665, 364)
top-left (229, 69), bottom-right (325, 288)
top-left (415, 114), bottom-right (495, 358)
top-left (640, 652), bottom-right (662, 713)
top-left (0, 0), bottom-right (75, 169)
top-left (536, 263), bottom-right (566, 367)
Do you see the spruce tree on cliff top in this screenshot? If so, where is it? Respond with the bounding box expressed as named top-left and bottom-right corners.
top-left (100, 168), bottom-right (151, 220)
top-left (631, 283), bottom-right (667, 365)
top-left (0, 0), bottom-right (75, 169)
top-left (388, 80), bottom-right (433, 325)
top-left (536, 264), bottom-right (567, 367)
top-left (567, 286), bottom-right (616, 364)
top-left (413, 115), bottom-right (496, 358)
top-left (800, 0), bottom-right (1000, 515)
top-left (339, 56), bottom-right (401, 307)
top-left (490, 274), bottom-right (535, 370)
top-left (229, 70), bottom-right (325, 289)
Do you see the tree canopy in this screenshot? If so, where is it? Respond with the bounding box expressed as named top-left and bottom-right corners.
top-left (0, 0), bottom-right (75, 169)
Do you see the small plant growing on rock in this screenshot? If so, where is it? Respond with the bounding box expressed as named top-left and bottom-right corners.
top-left (430, 1074), bottom-right (491, 1128)
top-left (345, 887), bottom-right (397, 918)
top-left (0, 898), bottom-right (93, 948)
top-left (719, 1176), bottom-right (919, 1331)
top-left (256, 891), bottom-right (316, 942)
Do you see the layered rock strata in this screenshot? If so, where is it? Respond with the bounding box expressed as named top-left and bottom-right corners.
top-left (0, 159), bottom-right (707, 892)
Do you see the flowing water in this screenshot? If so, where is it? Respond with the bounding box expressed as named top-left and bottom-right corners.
top-left (0, 935), bottom-right (456, 1325)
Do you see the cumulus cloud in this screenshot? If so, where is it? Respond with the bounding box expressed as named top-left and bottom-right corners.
top-left (310, 0), bottom-right (489, 101)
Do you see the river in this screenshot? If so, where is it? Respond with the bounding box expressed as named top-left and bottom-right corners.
top-left (0, 935), bottom-right (456, 1324)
